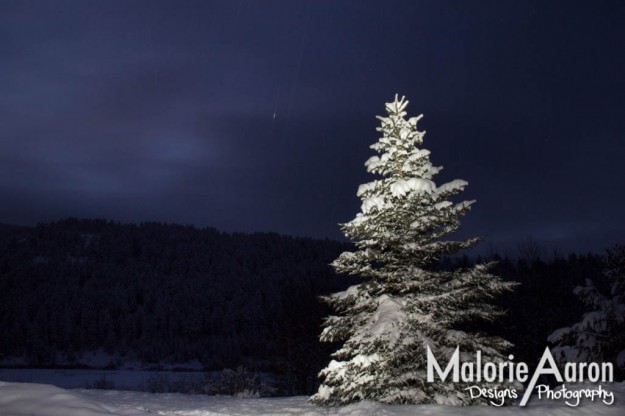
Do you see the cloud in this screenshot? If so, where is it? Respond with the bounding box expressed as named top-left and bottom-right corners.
top-left (1, 0), bottom-right (624, 251)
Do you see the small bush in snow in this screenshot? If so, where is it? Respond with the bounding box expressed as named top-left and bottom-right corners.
top-left (203, 366), bottom-right (269, 397)
top-left (146, 374), bottom-right (170, 393)
top-left (85, 376), bottom-right (115, 390)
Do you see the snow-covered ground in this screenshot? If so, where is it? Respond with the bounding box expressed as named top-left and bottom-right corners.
top-left (0, 381), bottom-right (624, 416)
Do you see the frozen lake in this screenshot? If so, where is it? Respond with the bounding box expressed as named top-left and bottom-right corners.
top-left (0, 368), bottom-right (208, 391)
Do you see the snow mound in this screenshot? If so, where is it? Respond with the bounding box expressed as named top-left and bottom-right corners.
top-left (361, 196), bottom-right (388, 213)
top-left (0, 381), bottom-right (145, 415)
top-left (390, 178), bottom-right (435, 197)
top-left (368, 295), bottom-right (407, 343)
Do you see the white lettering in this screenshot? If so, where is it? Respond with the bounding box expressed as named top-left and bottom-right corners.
top-left (520, 347), bottom-right (562, 406)
top-left (427, 345), bottom-right (459, 382)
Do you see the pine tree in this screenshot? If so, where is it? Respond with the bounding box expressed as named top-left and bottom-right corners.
top-left (311, 95), bottom-right (517, 405)
top-left (548, 245), bottom-right (625, 380)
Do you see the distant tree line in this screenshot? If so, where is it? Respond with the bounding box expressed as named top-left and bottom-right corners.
top-left (0, 219), bottom-right (353, 393)
top-left (0, 218), bottom-right (616, 393)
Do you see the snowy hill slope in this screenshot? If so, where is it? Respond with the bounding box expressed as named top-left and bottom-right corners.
top-left (1, 381), bottom-right (625, 416)
top-left (0, 382), bottom-right (144, 416)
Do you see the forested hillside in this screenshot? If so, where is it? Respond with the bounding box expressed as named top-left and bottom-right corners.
top-left (0, 219), bottom-right (613, 393)
top-left (0, 219), bottom-right (353, 390)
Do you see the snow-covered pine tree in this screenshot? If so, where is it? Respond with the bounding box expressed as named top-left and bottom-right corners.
top-left (311, 95), bottom-right (517, 406)
top-left (548, 245), bottom-right (625, 379)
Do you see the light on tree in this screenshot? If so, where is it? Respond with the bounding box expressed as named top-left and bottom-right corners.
top-left (311, 95), bottom-right (517, 405)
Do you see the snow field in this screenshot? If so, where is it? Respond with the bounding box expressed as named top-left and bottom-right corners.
top-left (1, 381), bottom-right (624, 416)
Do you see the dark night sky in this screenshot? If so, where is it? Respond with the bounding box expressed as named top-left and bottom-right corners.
top-left (1, 0), bottom-right (624, 254)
